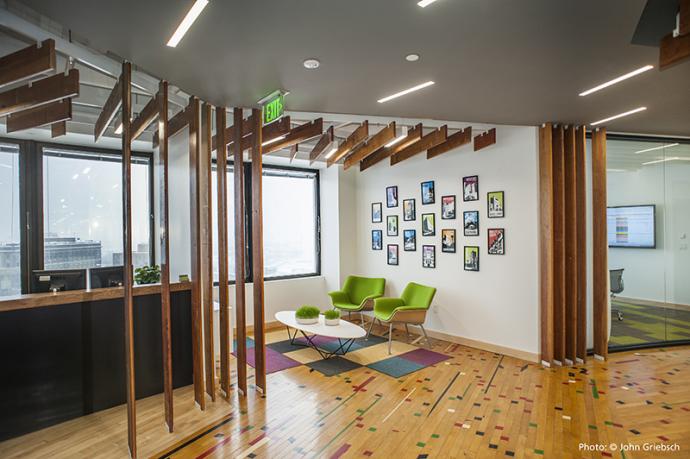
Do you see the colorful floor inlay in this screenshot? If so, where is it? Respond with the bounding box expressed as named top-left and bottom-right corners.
top-left (610, 299), bottom-right (690, 347)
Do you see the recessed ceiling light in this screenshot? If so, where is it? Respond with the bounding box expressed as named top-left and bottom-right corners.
top-left (405, 53), bottom-right (420, 62)
top-left (303, 58), bottom-right (320, 69)
top-left (166, 0), bottom-right (209, 48)
top-left (377, 81), bottom-right (435, 103)
top-left (634, 143), bottom-right (679, 154)
top-left (590, 107), bottom-right (647, 126)
top-left (579, 65), bottom-right (653, 96)
top-left (418, 0), bottom-right (440, 7)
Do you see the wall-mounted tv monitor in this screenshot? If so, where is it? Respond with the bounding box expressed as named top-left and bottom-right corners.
top-left (607, 205), bottom-right (656, 249)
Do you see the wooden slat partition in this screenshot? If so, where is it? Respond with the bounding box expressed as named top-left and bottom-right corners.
top-left (538, 124), bottom-right (555, 365)
top-left (0, 68), bottom-right (79, 117)
top-left (188, 96), bottom-right (205, 409)
top-left (0, 38), bottom-right (55, 88)
top-left (309, 125), bottom-right (334, 164)
top-left (551, 125), bottom-right (566, 364)
top-left (216, 106), bottom-right (230, 398)
top-left (120, 61), bottom-right (137, 458)
top-left (157, 81), bottom-right (174, 432)
top-left (563, 126), bottom-right (577, 364)
top-left (427, 126), bottom-right (472, 159)
top-left (210, 115), bottom-right (291, 152)
top-left (390, 125), bottom-right (447, 166)
top-left (575, 126), bottom-right (588, 361)
top-left (360, 123), bottom-right (423, 171)
top-left (592, 128), bottom-right (608, 359)
top-left (251, 109), bottom-right (267, 393)
top-left (342, 122), bottom-right (396, 170)
top-left (233, 107), bottom-right (248, 395)
top-left (200, 103), bottom-right (215, 401)
top-left (152, 107), bottom-right (190, 148)
top-left (327, 120), bottom-right (369, 166)
top-left (6, 98), bottom-right (71, 133)
top-left (95, 76), bottom-right (122, 142)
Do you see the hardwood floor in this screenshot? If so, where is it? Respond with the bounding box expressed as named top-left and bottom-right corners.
top-left (1, 325), bottom-right (689, 458)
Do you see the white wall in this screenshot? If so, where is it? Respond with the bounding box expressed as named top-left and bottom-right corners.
top-left (353, 126), bottom-right (541, 357)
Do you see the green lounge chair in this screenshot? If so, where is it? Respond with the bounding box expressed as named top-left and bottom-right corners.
top-left (368, 282), bottom-right (436, 354)
top-left (328, 275), bottom-right (386, 325)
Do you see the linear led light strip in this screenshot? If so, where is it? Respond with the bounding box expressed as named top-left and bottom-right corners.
top-left (579, 65), bottom-right (653, 96)
top-left (167, 0), bottom-right (210, 48)
top-left (642, 157), bottom-right (690, 166)
top-left (418, 0), bottom-right (440, 7)
top-left (590, 107), bottom-right (646, 126)
top-left (377, 81), bottom-right (435, 103)
top-left (635, 143), bottom-right (679, 154)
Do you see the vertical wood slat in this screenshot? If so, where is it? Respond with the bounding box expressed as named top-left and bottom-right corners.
top-left (158, 81), bottom-right (174, 432)
top-left (233, 107), bottom-right (248, 396)
top-left (538, 124), bottom-right (554, 365)
top-left (551, 125), bottom-right (566, 364)
top-left (251, 109), bottom-right (266, 393)
top-left (563, 126), bottom-right (577, 364)
top-left (216, 107), bottom-right (230, 398)
top-left (575, 127), bottom-right (588, 361)
top-left (188, 96), bottom-right (206, 408)
top-left (592, 128), bottom-right (609, 359)
top-left (120, 61), bottom-right (137, 459)
top-left (200, 103), bottom-right (215, 401)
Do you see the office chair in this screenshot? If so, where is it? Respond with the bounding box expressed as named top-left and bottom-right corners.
top-left (610, 268), bottom-right (625, 321)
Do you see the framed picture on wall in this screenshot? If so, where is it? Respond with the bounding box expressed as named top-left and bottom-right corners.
top-left (422, 245), bottom-right (436, 268)
top-left (421, 180), bottom-right (435, 205)
top-left (372, 202), bottom-right (383, 223)
top-left (387, 215), bottom-right (399, 236)
top-left (441, 229), bottom-right (456, 253)
top-left (387, 244), bottom-right (399, 265)
top-left (487, 191), bottom-right (504, 218)
top-left (403, 199), bottom-right (416, 221)
top-left (488, 228), bottom-right (505, 255)
top-left (464, 246), bottom-right (480, 271)
top-left (463, 210), bottom-right (479, 236)
top-left (463, 175), bottom-right (479, 201)
top-left (386, 186), bottom-right (399, 207)
top-left (422, 213), bottom-right (436, 236)
top-left (372, 230), bottom-right (383, 250)
top-left (441, 195), bottom-right (456, 219)
top-left (404, 229), bottom-right (417, 251)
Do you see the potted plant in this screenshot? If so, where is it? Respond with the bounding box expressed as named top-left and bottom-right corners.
top-left (134, 265), bottom-right (161, 285)
top-left (324, 309), bottom-right (340, 326)
top-left (295, 305), bottom-right (320, 325)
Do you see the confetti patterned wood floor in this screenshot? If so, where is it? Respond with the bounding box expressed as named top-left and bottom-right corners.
top-left (1, 326), bottom-right (689, 458)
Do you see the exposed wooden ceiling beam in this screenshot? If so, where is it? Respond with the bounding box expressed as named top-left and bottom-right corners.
top-left (0, 39), bottom-right (56, 88)
top-left (360, 123), bottom-right (423, 172)
top-left (263, 118), bottom-right (323, 155)
top-left (130, 95), bottom-right (159, 140)
top-left (309, 126), bottom-right (334, 164)
top-left (94, 75), bottom-right (122, 142)
top-left (343, 122), bottom-right (396, 170)
top-left (327, 120), bottom-right (369, 167)
top-left (152, 105), bottom-right (190, 148)
top-left (390, 125), bottom-right (447, 166)
top-left (659, 32), bottom-right (690, 69)
top-left (210, 115), bottom-right (291, 152)
top-left (0, 68), bottom-right (79, 118)
top-left (474, 128), bottom-right (496, 151)
top-left (681, 0), bottom-right (689, 36)
top-left (289, 143), bottom-right (299, 162)
top-left (51, 121), bottom-right (66, 138)
top-left (427, 126), bottom-right (472, 159)
top-left (6, 98), bottom-right (71, 133)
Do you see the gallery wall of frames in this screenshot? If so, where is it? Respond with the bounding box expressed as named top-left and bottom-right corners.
top-left (371, 176), bottom-right (505, 270)
top-left (353, 125), bottom-right (541, 358)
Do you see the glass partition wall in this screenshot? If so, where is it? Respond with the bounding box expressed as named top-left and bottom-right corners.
top-left (607, 137), bottom-right (690, 350)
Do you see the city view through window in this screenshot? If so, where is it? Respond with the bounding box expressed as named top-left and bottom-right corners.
top-left (42, 149), bottom-right (151, 271)
top-left (0, 144), bottom-right (20, 297)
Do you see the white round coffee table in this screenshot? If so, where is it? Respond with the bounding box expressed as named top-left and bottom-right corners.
top-left (275, 310), bottom-right (366, 359)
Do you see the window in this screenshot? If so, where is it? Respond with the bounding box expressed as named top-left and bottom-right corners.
top-left (42, 147), bottom-right (152, 270)
top-left (262, 167), bottom-right (319, 278)
top-left (0, 143), bottom-right (21, 297)
top-left (211, 164), bottom-right (236, 281)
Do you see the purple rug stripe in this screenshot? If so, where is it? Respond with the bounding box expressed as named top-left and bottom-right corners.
top-left (398, 348), bottom-right (451, 366)
top-left (239, 347), bottom-right (301, 374)
top-left (294, 335), bottom-right (338, 347)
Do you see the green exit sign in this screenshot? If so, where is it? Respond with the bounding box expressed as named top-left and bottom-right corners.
top-left (262, 93), bottom-right (284, 125)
